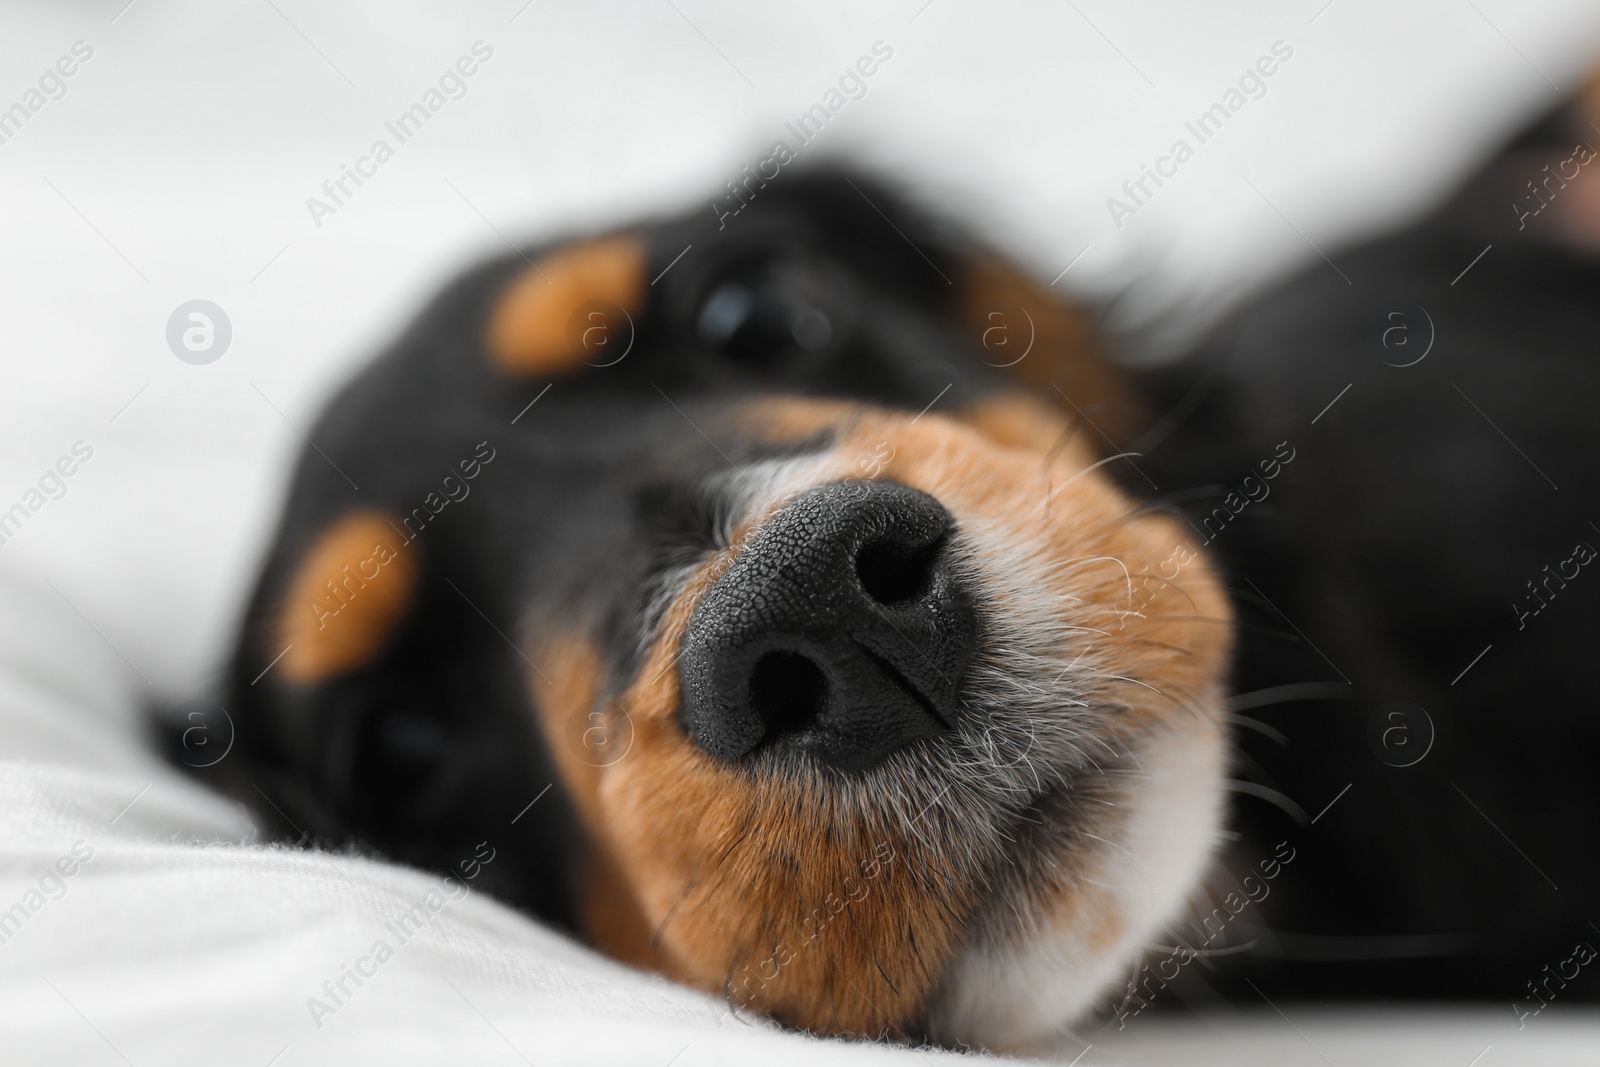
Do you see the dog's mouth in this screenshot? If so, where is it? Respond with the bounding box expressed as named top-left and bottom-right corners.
top-left (529, 396), bottom-right (1234, 1052)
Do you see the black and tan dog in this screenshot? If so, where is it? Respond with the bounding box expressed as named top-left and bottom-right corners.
top-left (197, 171), bottom-right (1234, 1050)
top-left (185, 74), bottom-right (1600, 1045)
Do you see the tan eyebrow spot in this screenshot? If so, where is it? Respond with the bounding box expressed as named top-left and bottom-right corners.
top-left (486, 234), bottom-right (647, 376)
top-left (960, 255), bottom-right (1142, 447)
top-left (277, 511), bottom-right (416, 685)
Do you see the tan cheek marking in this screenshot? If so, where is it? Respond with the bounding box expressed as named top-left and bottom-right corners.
top-left (486, 234), bottom-right (646, 377)
top-left (583, 840), bottom-right (661, 972)
top-left (961, 255), bottom-right (1142, 447)
top-left (531, 555), bottom-right (978, 1036)
top-left (531, 635), bottom-right (671, 974)
top-left (277, 511), bottom-right (416, 685)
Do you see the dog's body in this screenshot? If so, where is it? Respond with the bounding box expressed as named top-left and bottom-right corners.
top-left (1139, 93), bottom-right (1600, 1010)
top-left (185, 94), bottom-right (1600, 1050)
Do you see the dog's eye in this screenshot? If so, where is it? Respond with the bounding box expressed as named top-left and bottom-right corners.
top-left (694, 261), bottom-right (835, 367)
top-left (353, 702), bottom-right (449, 801)
top-left (375, 707), bottom-right (448, 766)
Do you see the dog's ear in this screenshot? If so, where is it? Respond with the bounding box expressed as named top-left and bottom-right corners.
top-left (485, 234), bottom-right (647, 378)
top-left (208, 507), bottom-right (427, 821)
top-left (958, 254), bottom-right (1142, 450)
top-left (210, 502), bottom-right (582, 924)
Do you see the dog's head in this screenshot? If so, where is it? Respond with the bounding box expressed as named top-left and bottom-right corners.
top-left (218, 171), bottom-right (1232, 1051)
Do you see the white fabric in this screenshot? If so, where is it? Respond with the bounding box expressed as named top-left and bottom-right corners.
top-left (3, 1), bottom-right (1600, 1062)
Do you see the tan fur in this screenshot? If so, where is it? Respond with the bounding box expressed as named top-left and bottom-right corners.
top-left (278, 511), bottom-right (416, 685)
top-left (538, 638), bottom-right (663, 970)
top-left (958, 391), bottom-right (1081, 456)
top-left (961, 256), bottom-right (1141, 449)
top-left (486, 235), bottom-right (646, 376)
top-left (1583, 59), bottom-right (1600, 136)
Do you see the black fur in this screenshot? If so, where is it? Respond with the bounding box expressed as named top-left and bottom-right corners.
top-left (1139, 96), bottom-right (1600, 1005)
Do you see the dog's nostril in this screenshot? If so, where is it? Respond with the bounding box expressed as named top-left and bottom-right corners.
top-left (855, 538), bottom-right (940, 605)
top-left (748, 651), bottom-right (828, 736)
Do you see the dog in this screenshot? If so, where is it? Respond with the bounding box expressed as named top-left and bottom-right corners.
top-left (190, 169), bottom-right (1235, 1051)
top-left (181, 72), bottom-right (1600, 1044)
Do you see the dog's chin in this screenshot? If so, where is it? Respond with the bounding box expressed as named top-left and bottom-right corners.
top-left (923, 709), bottom-right (1227, 1053)
top-left (716, 633), bottom-right (1229, 1055)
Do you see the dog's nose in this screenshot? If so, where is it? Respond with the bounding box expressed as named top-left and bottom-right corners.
top-left (679, 480), bottom-right (977, 771)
